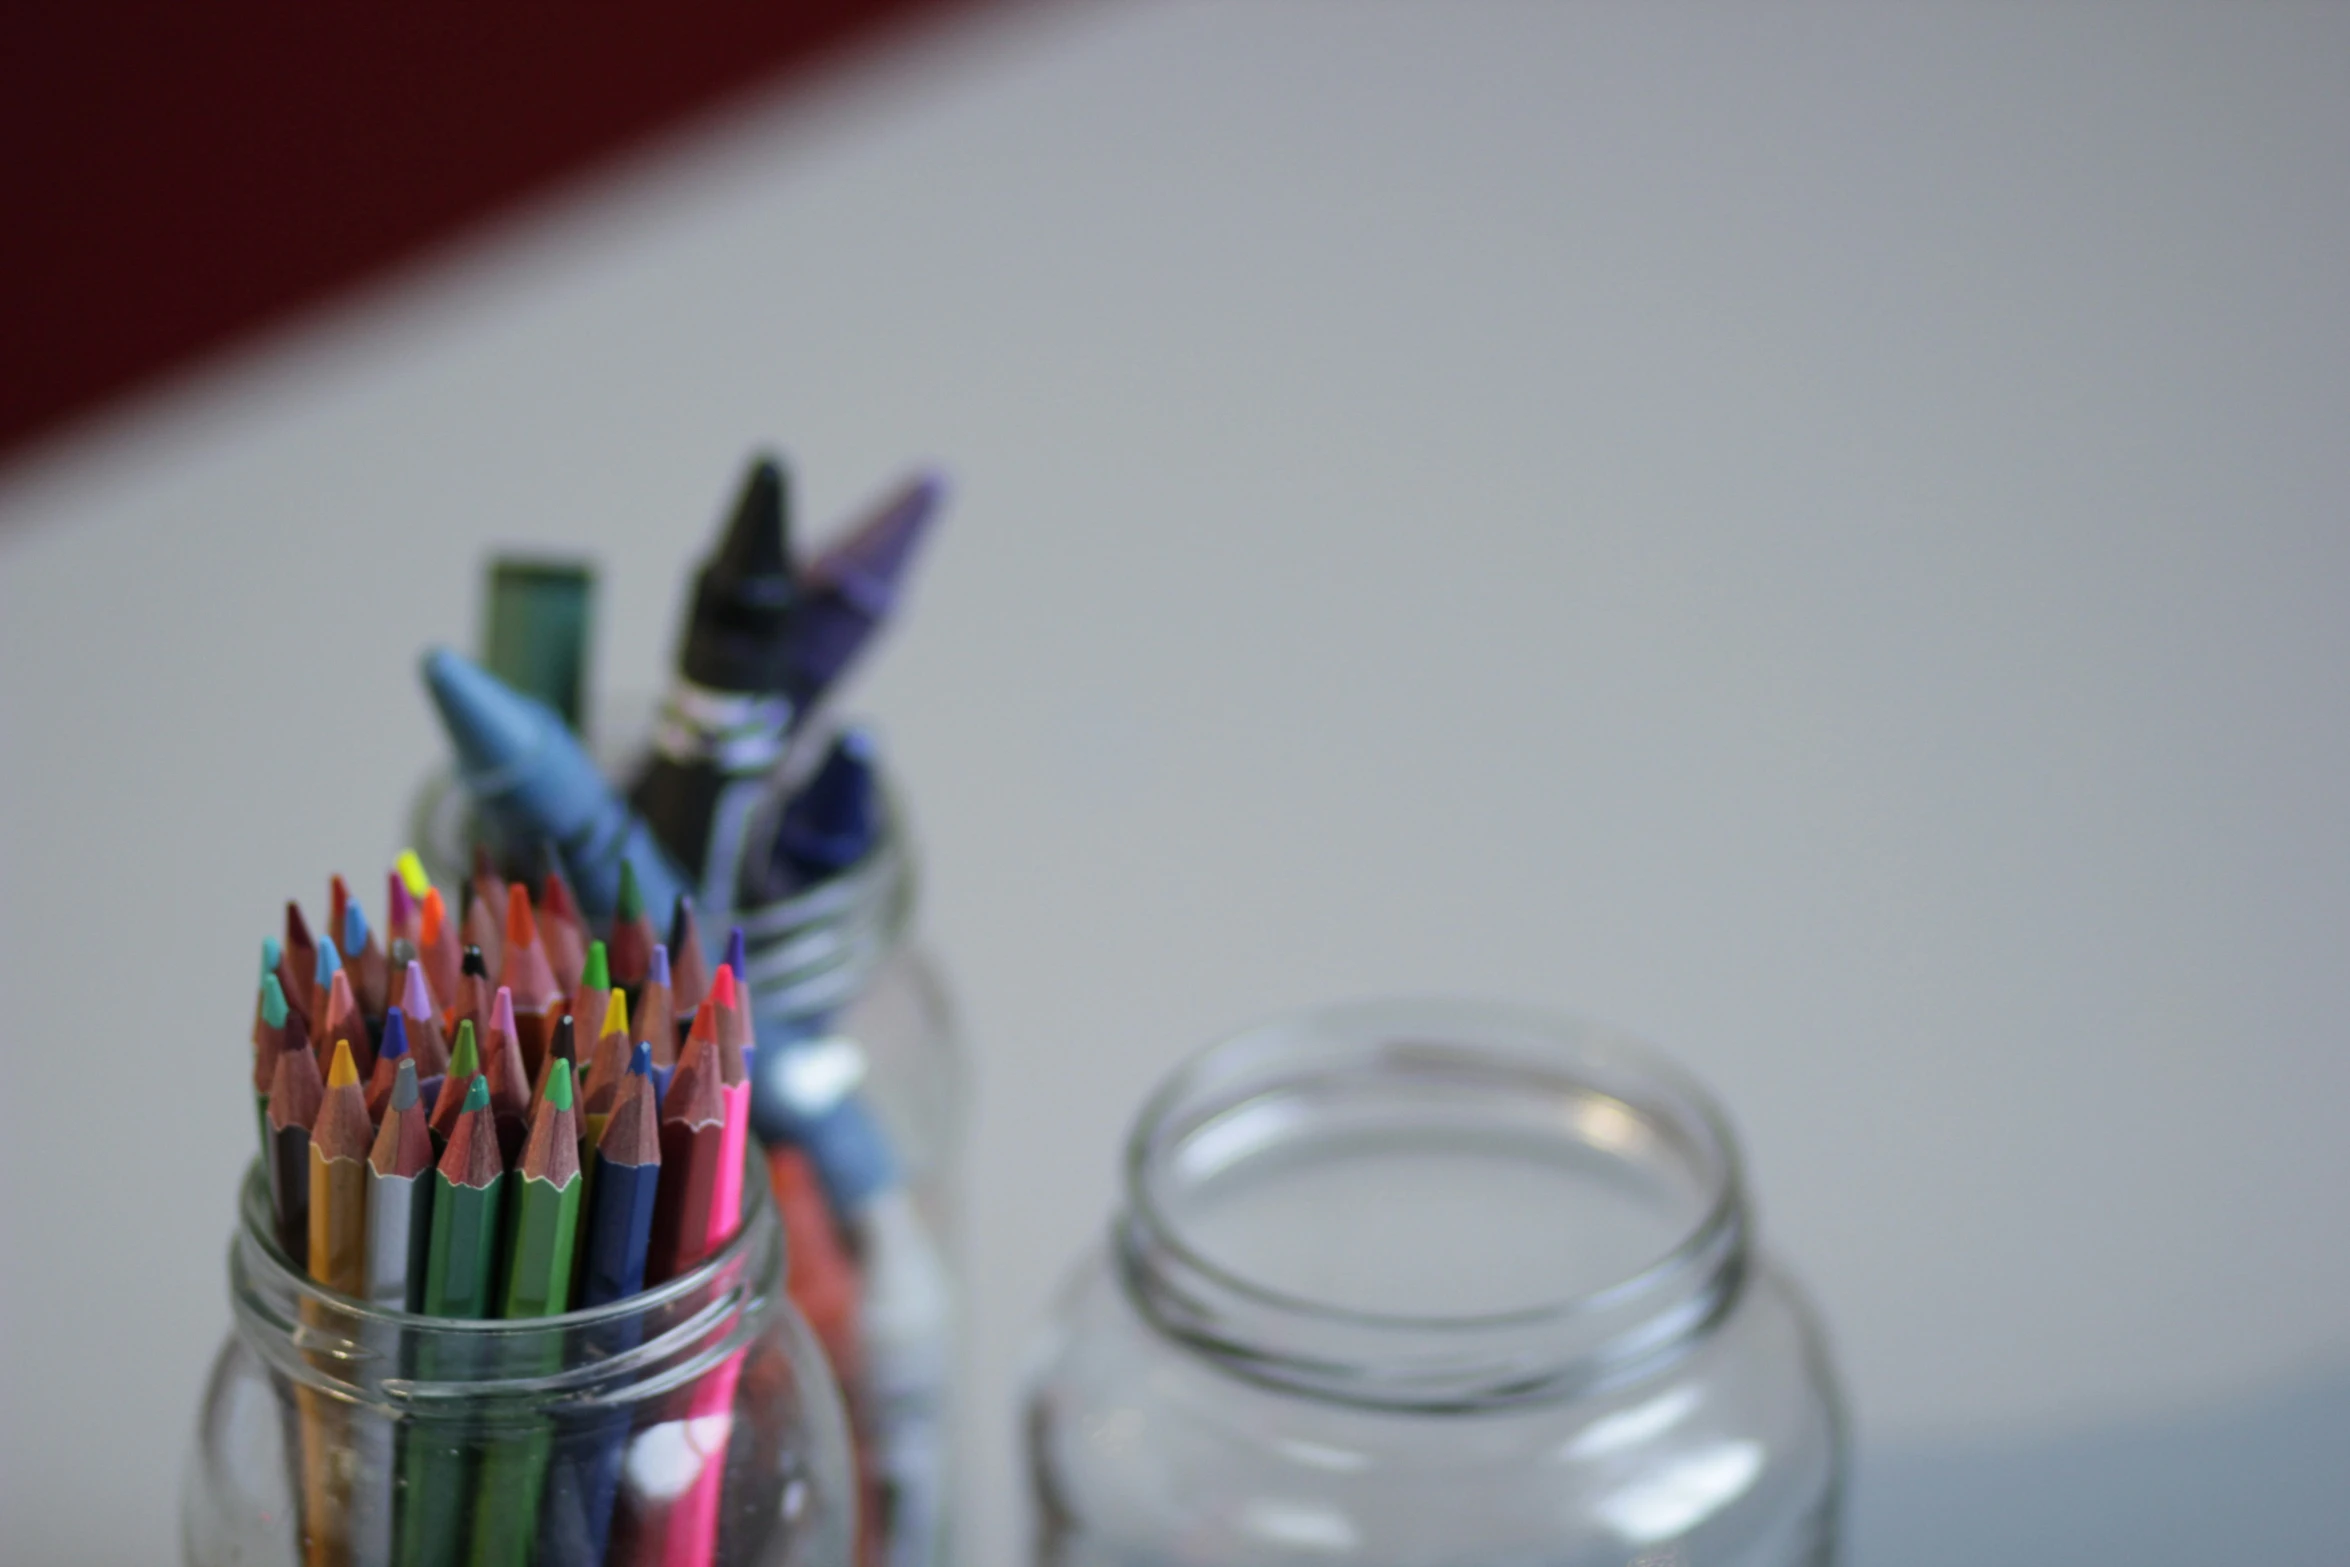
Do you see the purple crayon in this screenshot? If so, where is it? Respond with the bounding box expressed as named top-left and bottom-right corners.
top-left (789, 471), bottom-right (944, 706)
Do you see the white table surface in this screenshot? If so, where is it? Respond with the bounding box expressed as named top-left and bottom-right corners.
top-left (5, 4), bottom-right (2348, 1562)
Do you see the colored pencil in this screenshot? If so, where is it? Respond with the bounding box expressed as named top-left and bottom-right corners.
top-left (252, 935), bottom-right (283, 1055)
top-left (532, 1012), bottom-right (578, 1103)
top-left (356, 1058), bottom-right (432, 1567)
top-left (452, 945), bottom-right (492, 1042)
top-left (366, 1058), bottom-right (435, 1311)
top-left (666, 895), bottom-right (709, 1024)
top-left (308, 1041), bottom-right (373, 1292)
top-left (363, 1009), bottom-right (412, 1123)
top-left (267, 1020), bottom-right (325, 1258)
top-left (636, 945), bottom-right (676, 1069)
top-left (470, 1062), bottom-right (583, 1567)
top-left (582, 1046), bottom-right (661, 1307)
top-left (481, 987), bottom-right (532, 1168)
top-left (428, 1020), bottom-right (483, 1147)
top-left (579, 990), bottom-right (633, 1143)
top-left (343, 899), bottom-right (390, 1031)
top-left (607, 859), bottom-right (655, 992)
top-left (253, 970), bottom-right (290, 1161)
top-left (644, 1030), bottom-right (725, 1285)
top-left (538, 861), bottom-right (589, 996)
top-left (318, 964), bottom-right (376, 1079)
top-left (661, 976), bottom-right (754, 1567)
top-left (398, 1076), bottom-right (505, 1567)
top-left (387, 871), bottom-right (421, 951)
top-left (284, 900), bottom-right (319, 1020)
top-left (540, 1047), bottom-right (660, 1567)
top-left (568, 940), bottom-right (611, 1057)
top-left (465, 847), bottom-right (507, 976)
top-left (502, 884), bottom-right (563, 1078)
top-left (419, 887), bottom-right (462, 1010)
top-left (399, 959), bottom-right (451, 1081)
top-left (302, 1040), bottom-right (372, 1567)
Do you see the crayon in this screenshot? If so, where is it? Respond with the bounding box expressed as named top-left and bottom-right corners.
top-left (789, 471), bottom-right (942, 711)
top-left (422, 647), bottom-right (691, 929)
top-left (629, 456), bottom-right (801, 924)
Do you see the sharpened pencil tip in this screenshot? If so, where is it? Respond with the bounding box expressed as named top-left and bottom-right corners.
top-left (449, 1018), bottom-right (480, 1075)
top-left (390, 1058), bottom-right (420, 1112)
top-left (545, 1059), bottom-right (574, 1111)
top-left (314, 937), bottom-right (342, 983)
top-left (582, 940), bottom-right (609, 993)
top-left (647, 943), bottom-right (670, 987)
top-left (506, 882), bottom-right (538, 948)
top-left (261, 973), bottom-right (288, 1028)
top-left (394, 849), bottom-right (430, 899)
top-left (463, 1074), bottom-right (491, 1112)
top-left (378, 1008), bottom-right (409, 1061)
top-left (327, 1038), bottom-right (360, 1088)
top-left (628, 1040), bottom-right (652, 1077)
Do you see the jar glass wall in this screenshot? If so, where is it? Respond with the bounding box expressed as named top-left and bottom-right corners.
top-left (184, 1168), bottom-right (854, 1567)
top-left (1023, 998), bottom-right (1846, 1567)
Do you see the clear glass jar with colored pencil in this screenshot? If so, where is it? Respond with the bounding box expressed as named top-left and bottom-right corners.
top-left (405, 453), bottom-right (967, 1567)
top-left (185, 865), bottom-right (860, 1566)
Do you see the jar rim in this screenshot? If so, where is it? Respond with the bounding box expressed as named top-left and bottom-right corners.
top-left (1117, 997), bottom-right (1753, 1405)
top-left (233, 1159), bottom-right (779, 1333)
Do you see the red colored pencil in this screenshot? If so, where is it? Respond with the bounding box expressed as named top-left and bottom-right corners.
top-left (502, 885), bottom-right (563, 1079)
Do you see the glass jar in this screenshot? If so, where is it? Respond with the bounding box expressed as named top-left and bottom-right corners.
top-left (183, 1166), bottom-right (854, 1566)
top-left (1023, 998), bottom-right (1846, 1567)
top-left (413, 724), bottom-right (964, 1567)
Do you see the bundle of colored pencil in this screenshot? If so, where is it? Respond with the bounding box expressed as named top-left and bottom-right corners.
top-left (252, 851), bottom-right (763, 1567)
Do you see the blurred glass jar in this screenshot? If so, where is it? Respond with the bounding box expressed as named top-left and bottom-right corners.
top-left (411, 716), bottom-right (964, 1567)
top-left (183, 1168), bottom-right (854, 1566)
top-left (1024, 999), bottom-right (1847, 1567)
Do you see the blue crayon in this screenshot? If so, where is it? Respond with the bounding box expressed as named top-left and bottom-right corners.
top-left (767, 727), bottom-right (882, 896)
top-left (789, 472), bottom-right (943, 708)
top-left (420, 647), bottom-right (692, 926)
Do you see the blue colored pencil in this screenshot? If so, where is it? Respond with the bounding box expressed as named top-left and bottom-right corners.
top-left (538, 1045), bottom-right (662, 1567)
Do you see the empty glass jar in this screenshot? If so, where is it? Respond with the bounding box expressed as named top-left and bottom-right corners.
top-left (1023, 998), bottom-right (1847, 1566)
top-left (183, 1166), bottom-right (855, 1566)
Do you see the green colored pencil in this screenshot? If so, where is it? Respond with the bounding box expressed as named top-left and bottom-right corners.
top-left (470, 1062), bottom-right (583, 1567)
top-left (397, 1076), bottom-right (505, 1567)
